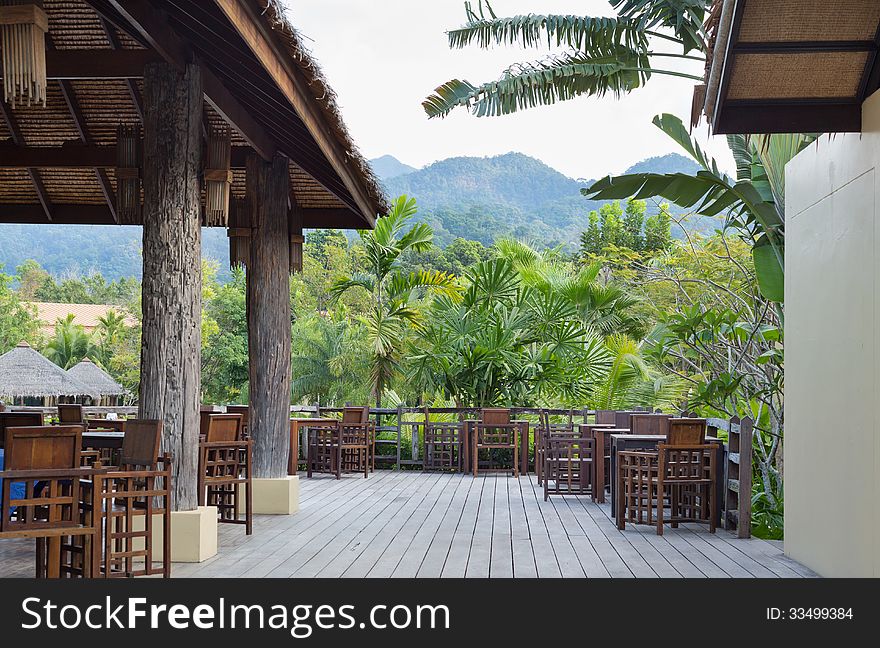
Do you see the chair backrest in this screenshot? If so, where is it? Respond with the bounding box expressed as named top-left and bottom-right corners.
top-left (630, 413), bottom-right (672, 436)
top-left (58, 404), bottom-right (84, 424)
top-left (203, 414), bottom-right (243, 442)
top-left (226, 405), bottom-right (249, 425)
top-left (342, 406), bottom-right (369, 425)
top-left (614, 410), bottom-right (643, 430)
top-left (120, 419), bottom-right (163, 468)
top-left (481, 408), bottom-right (511, 425)
top-left (596, 410), bottom-right (616, 425)
top-left (87, 418), bottom-right (126, 432)
top-left (667, 418), bottom-right (708, 446)
top-left (539, 408), bottom-right (550, 432)
top-left (0, 412), bottom-right (44, 448)
top-left (3, 425), bottom-right (82, 470)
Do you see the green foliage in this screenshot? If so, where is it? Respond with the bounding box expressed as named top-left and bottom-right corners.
top-left (43, 314), bottom-right (95, 370)
top-left (584, 113), bottom-right (817, 302)
top-left (332, 196), bottom-right (460, 404)
top-left (0, 267), bottom-right (40, 353)
top-left (579, 198), bottom-right (672, 258)
top-left (17, 259), bottom-right (139, 305)
top-left (201, 268), bottom-right (249, 404)
top-left (424, 0), bottom-right (707, 118)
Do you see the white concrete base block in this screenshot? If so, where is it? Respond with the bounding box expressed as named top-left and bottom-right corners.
top-left (242, 476), bottom-right (300, 515)
top-left (169, 506), bottom-right (218, 563)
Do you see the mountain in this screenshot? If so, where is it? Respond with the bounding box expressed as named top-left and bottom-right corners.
top-left (369, 155), bottom-right (417, 180)
top-left (0, 151), bottom-right (711, 281)
top-left (379, 152), bottom-right (707, 248)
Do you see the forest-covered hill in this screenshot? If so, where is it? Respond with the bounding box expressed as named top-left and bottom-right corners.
top-left (0, 152), bottom-right (704, 280)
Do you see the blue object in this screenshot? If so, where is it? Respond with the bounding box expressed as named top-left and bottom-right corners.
top-left (0, 449), bottom-right (26, 511)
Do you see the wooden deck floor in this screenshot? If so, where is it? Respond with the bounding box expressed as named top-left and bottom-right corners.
top-left (0, 471), bottom-right (814, 578)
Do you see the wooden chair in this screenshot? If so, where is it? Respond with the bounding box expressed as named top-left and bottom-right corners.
top-left (535, 409), bottom-right (574, 485)
top-left (58, 404), bottom-right (85, 426)
top-left (1, 425), bottom-right (101, 578)
top-left (595, 410), bottom-right (616, 425)
top-left (543, 435), bottom-right (593, 500)
top-left (340, 407), bottom-right (371, 477)
top-left (198, 414), bottom-right (252, 534)
top-left (655, 419), bottom-right (714, 535)
top-left (617, 418), bottom-right (715, 535)
top-left (0, 412), bottom-right (44, 447)
top-left (422, 406), bottom-right (462, 472)
top-left (226, 405), bottom-right (250, 438)
top-left (630, 413), bottom-right (672, 436)
top-left (96, 420), bottom-right (171, 578)
top-left (305, 420), bottom-right (343, 478)
top-left (472, 408), bottom-right (519, 477)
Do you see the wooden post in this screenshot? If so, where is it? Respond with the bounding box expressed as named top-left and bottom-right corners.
top-left (246, 153), bottom-right (292, 478)
top-left (140, 62), bottom-right (203, 512)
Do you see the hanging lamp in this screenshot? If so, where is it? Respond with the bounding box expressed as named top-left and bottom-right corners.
top-left (0, 1), bottom-right (48, 108)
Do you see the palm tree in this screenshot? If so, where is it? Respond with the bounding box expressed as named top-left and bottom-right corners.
top-left (44, 314), bottom-right (94, 370)
top-left (331, 196), bottom-right (460, 405)
top-left (92, 309), bottom-right (127, 369)
top-left (583, 113), bottom-right (817, 303)
top-left (494, 239), bottom-right (647, 337)
top-left (423, 0), bottom-right (710, 118)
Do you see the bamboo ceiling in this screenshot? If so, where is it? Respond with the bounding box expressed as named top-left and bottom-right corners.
top-left (0, 0), bottom-right (388, 228)
top-left (704, 0), bottom-right (880, 134)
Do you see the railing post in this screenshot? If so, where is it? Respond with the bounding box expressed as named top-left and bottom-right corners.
top-left (396, 404), bottom-right (403, 470)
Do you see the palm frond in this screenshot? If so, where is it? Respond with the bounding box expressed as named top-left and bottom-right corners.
top-left (423, 48), bottom-right (649, 119)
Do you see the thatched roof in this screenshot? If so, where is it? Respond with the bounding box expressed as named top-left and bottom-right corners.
top-left (0, 341), bottom-right (97, 400)
top-left (699, 0), bottom-right (880, 134)
top-left (258, 0), bottom-right (389, 216)
top-left (67, 358), bottom-right (125, 397)
top-left (0, 0), bottom-right (388, 227)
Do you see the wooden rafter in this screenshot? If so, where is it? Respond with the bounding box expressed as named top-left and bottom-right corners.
top-left (98, 15), bottom-right (144, 120)
top-left (0, 100), bottom-right (52, 222)
top-left (92, 0), bottom-right (276, 162)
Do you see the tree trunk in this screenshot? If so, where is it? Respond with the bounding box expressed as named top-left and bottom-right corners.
top-left (246, 154), bottom-right (292, 478)
top-left (140, 62), bottom-right (203, 512)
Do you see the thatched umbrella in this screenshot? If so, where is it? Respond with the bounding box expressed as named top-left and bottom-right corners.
top-left (0, 341), bottom-right (97, 404)
top-left (67, 358), bottom-right (126, 405)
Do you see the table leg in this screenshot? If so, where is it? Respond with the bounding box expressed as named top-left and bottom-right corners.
top-left (594, 431), bottom-right (605, 503)
top-left (520, 422), bottom-right (529, 476)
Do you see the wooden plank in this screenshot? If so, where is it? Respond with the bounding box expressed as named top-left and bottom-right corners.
top-left (392, 474), bottom-right (467, 577)
top-left (290, 472), bottom-right (427, 578)
top-left (508, 476), bottom-right (538, 578)
top-left (416, 475), bottom-right (475, 578)
top-left (464, 476), bottom-right (495, 578)
top-left (365, 473), bottom-right (453, 578)
top-left (517, 476), bottom-right (563, 578)
top-left (489, 476), bottom-right (514, 578)
top-left (441, 472), bottom-right (486, 578)
top-left (339, 471), bottom-right (448, 578)
top-left (525, 479), bottom-right (587, 578)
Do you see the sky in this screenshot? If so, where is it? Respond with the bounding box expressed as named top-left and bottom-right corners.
top-left (286, 0), bottom-right (735, 180)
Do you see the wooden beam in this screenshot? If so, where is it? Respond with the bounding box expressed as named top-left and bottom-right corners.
top-left (0, 100), bottom-right (53, 222)
top-left (714, 101), bottom-right (862, 135)
top-left (33, 49), bottom-right (163, 79)
top-left (0, 204), bottom-right (115, 224)
top-left (301, 207), bottom-right (371, 230)
top-left (212, 0), bottom-right (377, 227)
top-left (103, 0), bottom-right (275, 161)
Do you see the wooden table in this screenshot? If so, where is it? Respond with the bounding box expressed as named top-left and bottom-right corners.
top-left (289, 418), bottom-right (337, 475)
top-left (578, 424), bottom-right (624, 503)
top-left (81, 430), bottom-right (125, 450)
top-left (463, 419), bottom-right (530, 475)
top-left (609, 434), bottom-right (725, 522)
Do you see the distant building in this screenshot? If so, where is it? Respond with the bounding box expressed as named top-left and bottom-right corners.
top-left (0, 341), bottom-right (97, 407)
top-left (25, 302), bottom-right (137, 335)
top-left (67, 358), bottom-right (127, 407)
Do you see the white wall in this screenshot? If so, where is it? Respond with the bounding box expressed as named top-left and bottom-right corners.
top-left (785, 90), bottom-right (880, 577)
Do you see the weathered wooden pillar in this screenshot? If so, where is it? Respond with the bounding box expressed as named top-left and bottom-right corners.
top-left (140, 62), bottom-right (203, 512)
top-left (246, 153), bottom-right (292, 478)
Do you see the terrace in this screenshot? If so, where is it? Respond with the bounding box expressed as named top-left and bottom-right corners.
top-left (0, 469), bottom-right (812, 579)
